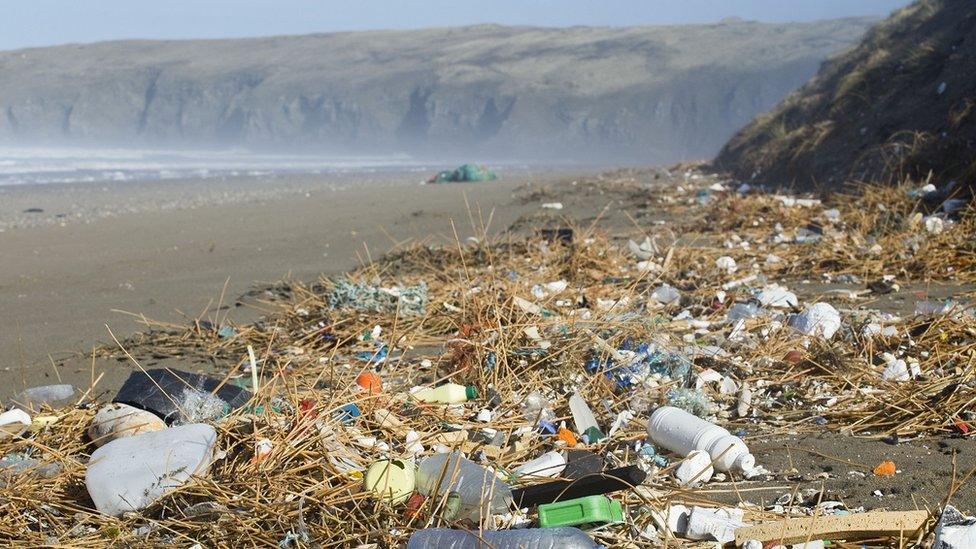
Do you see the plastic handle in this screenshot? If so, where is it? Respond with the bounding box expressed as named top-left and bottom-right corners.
top-left (511, 465), bottom-right (646, 508)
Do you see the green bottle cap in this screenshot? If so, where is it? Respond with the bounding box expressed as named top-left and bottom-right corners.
top-left (443, 492), bottom-right (462, 521)
top-left (465, 385), bottom-right (478, 400)
top-left (583, 426), bottom-right (605, 443)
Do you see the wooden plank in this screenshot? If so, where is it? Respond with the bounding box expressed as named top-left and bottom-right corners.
top-left (734, 510), bottom-right (930, 545)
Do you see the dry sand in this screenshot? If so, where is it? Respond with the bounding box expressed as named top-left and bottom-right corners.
top-left (0, 170), bottom-right (594, 396)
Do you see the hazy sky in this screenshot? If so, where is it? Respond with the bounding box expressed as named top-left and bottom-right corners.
top-left (5, 0), bottom-right (912, 51)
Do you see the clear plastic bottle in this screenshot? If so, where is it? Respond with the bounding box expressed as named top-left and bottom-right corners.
top-left (416, 452), bottom-right (512, 523)
top-left (10, 384), bottom-right (76, 411)
top-left (406, 527), bottom-right (599, 548)
top-left (647, 406), bottom-right (755, 474)
top-left (521, 391), bottom-right (555, 423)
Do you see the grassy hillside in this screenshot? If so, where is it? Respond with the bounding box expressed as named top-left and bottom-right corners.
top-left (715, 0), bottom-right (975, 194)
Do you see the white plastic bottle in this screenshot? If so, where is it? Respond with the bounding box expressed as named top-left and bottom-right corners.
top-left (647, 406), bottom-right (755, 474)
top-left (513, 450), bottom-right (566, 478)
top-left (411, 383), bottom-right (477, 404)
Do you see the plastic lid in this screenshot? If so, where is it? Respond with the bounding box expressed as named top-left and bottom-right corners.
top-left (465, 385), bottom-right (478, 400)
top-left (584, 426), bottom-right (605, 443)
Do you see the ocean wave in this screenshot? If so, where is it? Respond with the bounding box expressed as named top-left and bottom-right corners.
top-left (0, 147), bottom-right (429, 186)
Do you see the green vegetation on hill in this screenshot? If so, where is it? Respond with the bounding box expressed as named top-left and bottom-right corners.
top-left (715, 0), bottom-right (976, 194)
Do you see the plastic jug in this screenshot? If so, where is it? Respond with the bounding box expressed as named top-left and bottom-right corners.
top-left (646, 406), bottom-right (755, 474)
top-left (415, 452), bottom-right (512, 523)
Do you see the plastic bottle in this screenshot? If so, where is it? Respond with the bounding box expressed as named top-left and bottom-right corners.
top-left (415, 452), bottom-right (512, 523)
top-left (411, 383), bottom-right (477, 404)
top-left (521, 391), bottom-right (555, 423)
top-left (513, 450), bottom-right (566, 478)
top-left (646, 406), bottom-right (755, 474)
top-left (10, 384), bottom-right (76, 411)
top-left (568, 392), bottom-right (603, 442)
top-left (406, 527), bottom-right (599, 549)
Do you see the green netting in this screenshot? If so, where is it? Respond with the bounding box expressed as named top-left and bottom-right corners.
top-left (430, 163), bottom-right (498, 183)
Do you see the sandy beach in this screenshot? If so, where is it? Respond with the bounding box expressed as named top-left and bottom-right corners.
top-left (0, 170), bottom-right (591, 395)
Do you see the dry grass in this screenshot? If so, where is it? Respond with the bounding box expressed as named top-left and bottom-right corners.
top-left (1, 174), bottom-right (973, 547)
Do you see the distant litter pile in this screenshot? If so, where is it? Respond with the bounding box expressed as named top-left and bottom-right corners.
top-left (428, 163), bottom-right (498, 183)
top-left (1, 170), bottom-right (974, 547)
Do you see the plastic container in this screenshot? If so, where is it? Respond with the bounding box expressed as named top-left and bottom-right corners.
top-left (0, 409), bottom-right (31, 440)
top-left (513, 450), bottom-right (566, 479)
top-left (364, 459), bottom-right (415, 503)
top-left (10, 384), bottom-right (75, 411)
top-left (406, 527), bottom-right (599, 548)
top-left (521, 391), bottom-right (555, 423)
top-left (538, 495), bottom-right (623, 528)
top-left (415, 452), bottom-right (512, 523)
top-left (412, 383), bottom-right (477, 404)
top-left (646, 406), bottom-right (755, 474)
top-left (568, 392), bottom-right (603, 441)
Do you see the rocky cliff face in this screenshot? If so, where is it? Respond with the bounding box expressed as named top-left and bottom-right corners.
top-left (0, 20), bottom-right (872, 162)
top-left (715, 1), bottom-right (976, 191)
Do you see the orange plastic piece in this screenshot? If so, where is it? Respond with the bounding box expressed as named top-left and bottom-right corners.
top-left (357, 372), bottom-right (383, 394)
top-left (556, 427), bottom-right (578, 447)
top-left (873, 460), bottom-right (896, 476)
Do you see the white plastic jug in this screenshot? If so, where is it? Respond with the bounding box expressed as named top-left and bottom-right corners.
top-left (647, 406), bottom-right (755, 474)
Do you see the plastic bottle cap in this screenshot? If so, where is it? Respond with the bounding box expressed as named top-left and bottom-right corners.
top-left (584, 426), bottom-right (605, 443)
top-left (443, 492), bottom-right (462, 520)
top-left (404, 492), bottom-right (426, 519)
top-left (556, 427), bottom-right (578, 447)
top-left (465, 385), bottom-right (478, 400)
top-left (356, 372), bottom-right (383, 394)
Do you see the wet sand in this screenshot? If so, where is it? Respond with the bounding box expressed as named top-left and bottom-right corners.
top-left (0, 170), bottom-right (586, 395)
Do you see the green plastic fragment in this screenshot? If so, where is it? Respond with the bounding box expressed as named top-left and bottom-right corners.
top-left (538, 495), bottom-right (623, 528)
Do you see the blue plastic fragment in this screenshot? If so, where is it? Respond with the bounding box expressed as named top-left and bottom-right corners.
top-left (356, 345), bottom-right (389, 363)
top-left (484, 352), bottom-right (497, 371)
top-left (335, 403), bottom-right (361, 423)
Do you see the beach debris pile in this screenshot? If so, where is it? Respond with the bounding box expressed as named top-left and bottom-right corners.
top-left (427, 163), bottom-right (498, 183)
top-left (0, 170), bottom-right (974, 547)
